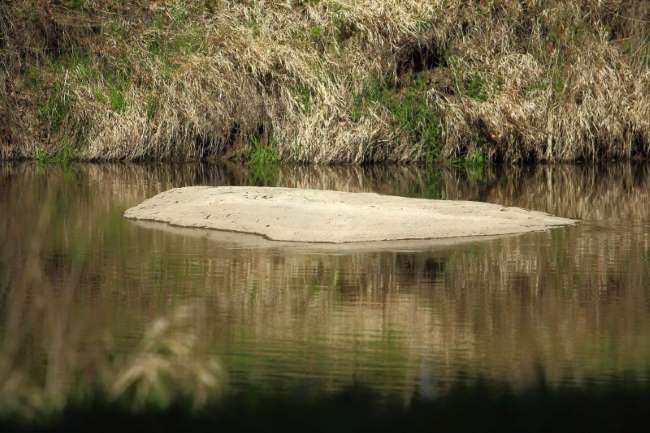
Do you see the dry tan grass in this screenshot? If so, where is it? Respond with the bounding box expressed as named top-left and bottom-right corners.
top-left (1, 0), bottom-right (650, 162)
top-left (437, 0), bottom-right (650, 162)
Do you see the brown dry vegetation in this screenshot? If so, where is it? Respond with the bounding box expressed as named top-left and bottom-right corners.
top-left (1, 0), bottom-right (650, 163)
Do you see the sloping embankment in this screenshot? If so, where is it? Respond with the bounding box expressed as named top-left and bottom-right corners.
top-left (2, 1), bottom-right (650, 163)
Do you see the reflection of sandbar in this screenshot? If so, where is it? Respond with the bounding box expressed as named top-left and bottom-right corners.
top-left (130, 219), bottom-right (522, 253)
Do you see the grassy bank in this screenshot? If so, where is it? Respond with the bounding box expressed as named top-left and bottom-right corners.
top-left (1, 1), bottom-right (650, 163)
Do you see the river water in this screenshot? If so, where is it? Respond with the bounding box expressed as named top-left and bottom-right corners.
top-left (1, 162), bottom-right (649, 397)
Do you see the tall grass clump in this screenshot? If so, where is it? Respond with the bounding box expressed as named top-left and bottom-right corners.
top-left (352, 72), bottom-right (443, 164)
top-left (1, 1), bottom-right (650, 163)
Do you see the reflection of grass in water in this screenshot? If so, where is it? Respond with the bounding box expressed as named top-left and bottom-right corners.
top-left (406, 167), bottom-right (444, 199)
top-left (247, 161), bottom-right (280, 186)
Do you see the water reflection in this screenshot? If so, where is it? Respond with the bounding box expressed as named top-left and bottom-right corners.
top-left (1, 162), bottom-right (650, 398)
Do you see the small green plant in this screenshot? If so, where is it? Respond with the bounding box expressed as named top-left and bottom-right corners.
top-left (247, 137), bottom-right (280, 185)
top-left (464, 74), bottom-right (486, 101)
top-left (552, 75), bottom-right (565, 94)
top-left (449, 59), bottom-right (488, 102)
top-left (34, 147), bottom-right (50, 164)
top-left (464, 149), bottom-right (486, 166)
top-left (93, 88), bottom-right (108, 104)
top-left (309, 25), bottom-right (324, 46)
top-left (310, 25), bottom-right (322, 37)
top-left (65, 0), bottom-right (85, 10)
top-left (415, 17), bottom-right (433, 31)
top-left (37, 82), bottom-right (69, 132)
top-left (110, 88), bottom-right (126, 112)
top-left (352, 72), bottom-right (443, 165)
top-left (248, 138), bottom-right (279, 165)
top-left (447, 147), bottom-right (487, 181)
top-left (34, 139), bottom-right (74, 166)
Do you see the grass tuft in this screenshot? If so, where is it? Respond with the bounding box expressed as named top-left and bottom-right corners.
top-left (37, 82), bottom-right (69, 133)
top-left (34, 139), bottom-right (74, 166)
top-left (353, 72), bottom-right (443, 164)
top-left (109, 89), bottom-right (126, 113)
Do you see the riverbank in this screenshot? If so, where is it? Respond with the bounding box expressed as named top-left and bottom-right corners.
top-left (2, 1), bottom-right (650, 163)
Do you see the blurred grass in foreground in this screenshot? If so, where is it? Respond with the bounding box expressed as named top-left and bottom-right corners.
top-left (0, 172), bottom-right (225, 419)
top-left (2, 378), bottom-right (650, 433)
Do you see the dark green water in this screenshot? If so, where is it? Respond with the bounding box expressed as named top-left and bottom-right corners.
top-left (1, 162), bottom-right (650, 398)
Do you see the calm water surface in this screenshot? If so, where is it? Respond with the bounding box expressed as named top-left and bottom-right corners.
top-left (1, 162), bottom-right (650, 397)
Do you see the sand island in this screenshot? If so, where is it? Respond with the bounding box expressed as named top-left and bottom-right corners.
top-left (124, 187), bottom-right (576, 243)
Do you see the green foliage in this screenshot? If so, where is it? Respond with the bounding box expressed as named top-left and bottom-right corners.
top-left (34, 139), bottom-right (74, 166)
top-left (463, 148), bottom-right (486, 166)
top-left (37, 82), bottom-right (69, 132)
top-left (145, 6), bottom-right (206, 63)
top-left (246, 137), bottom-right (280, 185)
top-left (49, 51), bottom-right (133, 113)
top-left (415, 16), bottom-right (433, 31)
top-left (352, 72), bottom-right (443, 164)
top-left (463, 74), bottom-right (486, 101)
top-left (170, 28), bottom-right (205, 55)
top-left (248, 138), bottom-right (279, 166)
top-left (448, 58), bottom-right (488, 101)
top-left (446, 147), bottom-right (488, 180)
top-left (523, 65), bottom-right (566, 98)
top-left (64, 0), bottom-right (85, 10)
top-left (109, 88), bottom-right (126, 112)
top-left (639, 32), bottom-right (650, 68)
top-left (552, 75), bottom-right (565, 94)
top-left (310, 25), bottom-right (322, 37)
